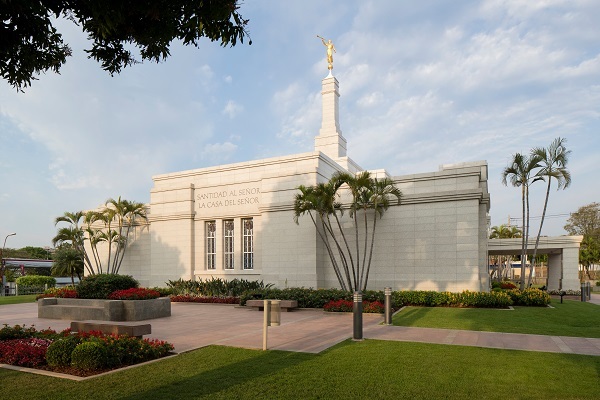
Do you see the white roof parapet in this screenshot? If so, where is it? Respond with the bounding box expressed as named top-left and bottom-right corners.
top-left (489, 235), bottom-right (584, 255)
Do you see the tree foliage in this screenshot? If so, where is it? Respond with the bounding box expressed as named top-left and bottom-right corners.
top-left (564, 203), bottom-right (600, 279)
top-left (51, 245), bottom-right (84, 286)
top-left (294, 171), bottom-right (402, 292)
top-left (52, 197), bottom-right (148, 275)
top-left (564, 202), bottom-right (600, 239)
top-left (1, 0), bottom-right (250, 91)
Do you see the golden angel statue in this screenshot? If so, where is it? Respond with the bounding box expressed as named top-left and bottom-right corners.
top-left (317, 35), bottom-right (336, 70)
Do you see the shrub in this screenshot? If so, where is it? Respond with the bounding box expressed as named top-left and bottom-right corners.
top-left (71, 340), bottom-right (109, 371)
top-left (507, 288), bottom-right (551, 306)
top-left (100, 335), bottom-right (174, 366)
top-left (150, 287), bottom-right (174, 296)
top-left (46, 336), bottom-right (81, 367)
top-left (392, 290), bottom-right (512, 308)
top-left (167, 277), bottom-right (274, 297)
top-left (240, 288), bottom-right (372, 308)
top-left (76, 274), bottom-right (139, 299)
top-left (108, 288), bottom-right (160, 300)
top-left (170, 295), bottom-right (239, 304)
top-left (548, 289), bottom-right (581, 296)
top-left (0, 324), bottom-right (38, 340)
top-left (0, 338), bottom-right (51, 367)
top-left (15, 275), bottom-right (56, 287)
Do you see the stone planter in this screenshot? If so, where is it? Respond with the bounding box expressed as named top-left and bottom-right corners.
top-left (38, 297), bottom-right (171, 321)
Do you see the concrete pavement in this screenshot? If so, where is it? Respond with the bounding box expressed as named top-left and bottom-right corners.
top-left (1, 300), bottom-right (599, 356)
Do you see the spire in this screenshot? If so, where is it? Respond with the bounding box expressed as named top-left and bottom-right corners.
top-left (314, 75), bottom-right (347, 159)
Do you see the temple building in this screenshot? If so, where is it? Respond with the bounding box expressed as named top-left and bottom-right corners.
top-left (114, 70), bottom-right (501, 292)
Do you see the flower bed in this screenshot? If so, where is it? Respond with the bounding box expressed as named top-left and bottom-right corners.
top-left (324, 299), bottom-right (385, 313)
top-left (0, 325), bottom-right (174, 377)
top-left (108, 288), bottom-right (160, 300)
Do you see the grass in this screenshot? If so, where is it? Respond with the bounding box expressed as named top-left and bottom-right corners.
top-left (393, 300), bottom-right (600, 337)
top-left (0, 295), bottom-right (37, 306)
top-left (0, 341), bottom-right (598, 400)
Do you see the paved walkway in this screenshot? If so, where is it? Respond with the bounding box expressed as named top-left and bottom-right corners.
top-left (1, 298), bottom-right (599, 356)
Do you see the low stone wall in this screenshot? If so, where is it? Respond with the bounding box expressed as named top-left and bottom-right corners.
top-left (38, 297), bottom-right (171, 321)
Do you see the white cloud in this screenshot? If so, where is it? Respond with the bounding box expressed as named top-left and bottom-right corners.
top-left (223, 100), bottom-right (243, 119)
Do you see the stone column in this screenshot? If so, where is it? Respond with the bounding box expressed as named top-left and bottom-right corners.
top-left (561, 248), bottom-right (581, 291)
top-left (547, 253), bottom-right (562, 291)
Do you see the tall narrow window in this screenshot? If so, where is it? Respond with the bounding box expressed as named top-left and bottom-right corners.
top-left (243, 218), bottom-right (253, 270)
top-left (223, 220), bottom-right (234, 270)
top-left (206, 221), bottom-right (216, 270)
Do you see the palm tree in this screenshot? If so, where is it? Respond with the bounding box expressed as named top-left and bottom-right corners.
top-left (528, 137), bottom-right (571, 285)
top-left (297, 171), bottom-right (402, 292)
top-left (51, 246), bottom-right (84, 286)
top-left (502, 153), bottom-right (543, 290)
top-left (53, 211), bottom-right (96, 275)
top-left (293, 184), bottom-right (349, 290)
top-left (361, 177), bottom-right (402, 291)
top-left (331, 171), bottom-right (372, 290)
top-left (106, 197), bottom-right (148, 274)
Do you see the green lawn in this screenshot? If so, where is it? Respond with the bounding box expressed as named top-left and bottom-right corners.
top-left (0, 295), bottom-right (37, 306)
top-left (393, 300), bottom-right (600, 337)
top-left (0, 341), bottom-right (598, 400)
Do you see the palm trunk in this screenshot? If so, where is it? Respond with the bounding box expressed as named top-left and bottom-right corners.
top-left (353, 205), bottom-right (361, 290)
top-left (362, 209), bottom-right (379, 291)
top-left (310, 212), bottom-right (347, 291)
top-left (529, 179), bottom-right (551, 286)
top-left (324, 215), bottom-right (353, 290)
top-left (520, 184), bottom-right (527, 290)
top-left (333, 213), bottom-right (357, 290)
top-left (115, 223), bottom-right (132, 274)
top-left (522, 185), bottom-right (531, 290)
top-left (360, 205), bottom-right (369, 289)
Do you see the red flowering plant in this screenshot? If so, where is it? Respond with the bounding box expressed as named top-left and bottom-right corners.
top-left (108, 288), bottom-right (160, 300)
top-left (323, 299), bottom-right (384, 313)
top-left (36, 287), bottom-right (78, 300)
top-left (0, 338), bottom-right (52, 367)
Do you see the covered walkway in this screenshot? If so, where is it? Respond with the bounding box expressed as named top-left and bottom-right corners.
top-left (488, 236), bottom-right (583, 291)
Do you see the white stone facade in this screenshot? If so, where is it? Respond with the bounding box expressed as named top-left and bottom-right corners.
top-left (114, 75), bottom-right (492, 291)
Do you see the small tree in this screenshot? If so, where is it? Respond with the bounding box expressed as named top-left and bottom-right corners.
top-left (53, 198), bottom-right (148, 275)
top-left (502, 153), bottom-right (543, 290)
top-left (528, 137), bottom-right (571, 286)
top-left (294, 171), bottom-right (401, 291)
top-left (51, 246), bottom-right (84, 286)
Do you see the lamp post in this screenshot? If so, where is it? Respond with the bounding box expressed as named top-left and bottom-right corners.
top-left (1, 233), bottom-right (16, 296)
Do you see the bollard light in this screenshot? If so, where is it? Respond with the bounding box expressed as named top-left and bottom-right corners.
top-left (384, 287), bottom-right (392, 325)
top-left (353, 291), bottom-right (363, 341)
top-left (270, 300), bottom-right (281, 326)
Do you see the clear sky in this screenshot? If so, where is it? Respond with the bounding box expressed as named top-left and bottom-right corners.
top-left (1, 0), bottom-right (598, 249)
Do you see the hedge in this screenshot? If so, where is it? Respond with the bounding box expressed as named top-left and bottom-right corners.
top-left (15, 275), bottom-right (56, 287)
